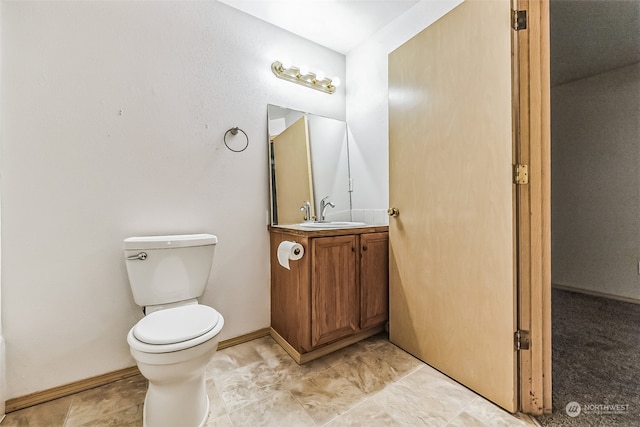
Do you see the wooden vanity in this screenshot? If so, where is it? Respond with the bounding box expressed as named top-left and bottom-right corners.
top-left (269, 224), bottom-right (389, 363)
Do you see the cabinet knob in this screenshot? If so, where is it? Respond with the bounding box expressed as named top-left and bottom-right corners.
top-left (362, 246), bottom-right (368, 251)
top-left (387, 207), bottom-right (400, 217)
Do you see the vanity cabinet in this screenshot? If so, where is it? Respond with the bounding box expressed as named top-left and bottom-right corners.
top-left (311, 235), bottom-right (358, 347)
top-left (269, 226), bottom-right (389, 363)
top-left (359, 232), bottom-right (390, 329)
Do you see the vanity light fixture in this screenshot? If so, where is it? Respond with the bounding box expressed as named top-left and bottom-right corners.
top-left (271, 60), bottom-right (338, 94)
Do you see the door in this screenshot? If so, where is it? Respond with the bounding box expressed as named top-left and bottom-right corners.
top-left (271, 115), bottom-right (314, 224)
top-left (311, 235), bottom-right (358, 347)
top-left (360, 232), bottom-right (389, 329)
top-left (388, 0), bottom-right (517, 412)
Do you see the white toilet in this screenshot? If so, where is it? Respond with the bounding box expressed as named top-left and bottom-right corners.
top-left (123, 233), bottom-right (224, 427)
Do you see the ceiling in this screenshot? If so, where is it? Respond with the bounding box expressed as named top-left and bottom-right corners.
top-left (218, 0), bottom-right (420, 54)
top-left (219, 0), bottom-right (640, 86)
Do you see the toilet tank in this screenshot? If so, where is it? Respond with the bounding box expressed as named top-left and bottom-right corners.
top-left (123, 234), bottom-right (218, 307)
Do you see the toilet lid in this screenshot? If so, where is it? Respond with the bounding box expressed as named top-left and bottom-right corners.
top-left (133, 305), bottom-right (220, 345)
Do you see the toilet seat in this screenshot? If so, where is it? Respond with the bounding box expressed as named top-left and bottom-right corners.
top-left (134, 304), bottom-right (219, 345)
top-left (128, 305), bottom-right (222, 354)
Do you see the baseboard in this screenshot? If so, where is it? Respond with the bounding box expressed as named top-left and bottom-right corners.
top-left (269, 328), bottom-right (303, 363)
top-left (5, 328), bottom-right (271, 413)
top-left (5, 366), bottom-right (141, 413)
top-left (270, 326), bottom-right (385, 364)
top-left (525, 412), bottom-right (543, 426)
top-left (553, 284), bottom-right (640, 304)
top-left (218, 328), bottom-right (270, 350)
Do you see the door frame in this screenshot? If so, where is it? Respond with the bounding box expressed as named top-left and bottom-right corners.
top-left (513, 0), bottom-right (552, 415)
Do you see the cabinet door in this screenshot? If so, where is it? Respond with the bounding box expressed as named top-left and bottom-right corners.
top-left (311, 235), bottom-right (358, 347)
top-left (360, 232), bottom-right (389, 329)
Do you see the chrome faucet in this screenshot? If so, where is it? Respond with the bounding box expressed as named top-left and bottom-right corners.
top-left (320, 196), bottom-right (335, 222)
top-left (300, 201), bottom-right (312, 222)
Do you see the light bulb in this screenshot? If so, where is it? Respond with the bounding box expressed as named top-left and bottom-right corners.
top-left (332, 77), bottom-right (341, 87)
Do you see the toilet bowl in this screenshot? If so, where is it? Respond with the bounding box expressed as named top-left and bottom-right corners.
top-left (127, 305), bottom-right (224, 427)
top-left (123, 234), bottom-right (224, 427)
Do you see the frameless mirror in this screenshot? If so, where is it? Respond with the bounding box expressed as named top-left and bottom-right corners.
top-left (268, 104), bottom-right (352, 225)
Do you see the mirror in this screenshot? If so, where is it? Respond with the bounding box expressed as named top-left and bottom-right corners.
top-left (268, 104), bottom-right (351, 225)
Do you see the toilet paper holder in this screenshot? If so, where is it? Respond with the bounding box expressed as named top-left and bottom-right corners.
top-left (277, 241), bottom-right (304, 270)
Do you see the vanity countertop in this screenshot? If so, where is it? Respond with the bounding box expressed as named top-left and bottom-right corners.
top-left (269, 224), bottom-right (388, 237)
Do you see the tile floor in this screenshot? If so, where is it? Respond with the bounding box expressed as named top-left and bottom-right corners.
top-left (2, 334), bottom-right (538, 426)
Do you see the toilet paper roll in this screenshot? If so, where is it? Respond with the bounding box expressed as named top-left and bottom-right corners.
top-left (277, 241), bottom-right (304, 270)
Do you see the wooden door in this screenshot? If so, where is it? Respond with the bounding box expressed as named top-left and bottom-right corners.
top-left (271, 116), bottom-right (314, 224)
top-left (388, 0), bottom-right (517, 412)
top-left (360, 232), bottom-right (389, 329)
top-left (311, 235), bottom-right (358, 347)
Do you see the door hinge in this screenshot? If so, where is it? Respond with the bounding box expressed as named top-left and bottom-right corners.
top-left (514, 164), bottom-right (529, 185)
top-left (512, 9), bottom-right (527, 31)
top-left (515, 330), bottom-right (530, 351)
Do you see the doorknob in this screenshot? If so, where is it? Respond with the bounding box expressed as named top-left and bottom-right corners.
top-left (387, 207), bottom-right (400, 217)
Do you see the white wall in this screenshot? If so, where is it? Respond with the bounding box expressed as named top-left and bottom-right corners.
top-left (345, 0), bottom-right (463, 221)
top-left (0, 0), bottom-right (345, 399)
top-left (552, 63), bottom-right (640, 301)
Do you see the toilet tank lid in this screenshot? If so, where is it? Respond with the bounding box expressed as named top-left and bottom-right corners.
top-left (124, 233), bottom-right (218, 250)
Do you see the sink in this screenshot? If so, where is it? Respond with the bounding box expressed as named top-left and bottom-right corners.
top-left (299, 221), bottom-right (367, 229)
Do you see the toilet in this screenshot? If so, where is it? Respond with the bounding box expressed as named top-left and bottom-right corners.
top-left (123, 233), bottom-right (224, 427)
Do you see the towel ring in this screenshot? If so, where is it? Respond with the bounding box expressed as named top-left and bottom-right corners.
top-left (224, 127), bottom-right (249, 153)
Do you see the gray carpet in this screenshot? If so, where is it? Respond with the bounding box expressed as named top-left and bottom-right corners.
top-left (535, 288), bottom-right (640, 426)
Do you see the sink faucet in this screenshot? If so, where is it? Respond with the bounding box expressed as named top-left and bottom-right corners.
top-left (300, 201), bottom-right (312, 222)
top-left (320, 196), bottom-right (335, 222)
